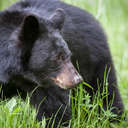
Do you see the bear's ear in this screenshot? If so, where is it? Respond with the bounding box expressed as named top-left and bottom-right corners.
top-left (50, 8), bottom-right (65, 30)
top-left (19, 15), bottom-right (40, 42)
top-left (17, 15), bottom-right (42, 70)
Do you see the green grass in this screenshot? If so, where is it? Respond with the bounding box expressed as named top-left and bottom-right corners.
top-left (0, 96), bottom-right (46, 128)
top-left (0, 0), bottom-right (128, 128)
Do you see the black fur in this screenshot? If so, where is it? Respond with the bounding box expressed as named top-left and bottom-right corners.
top-left (0, 0), bottom-right (124, 127)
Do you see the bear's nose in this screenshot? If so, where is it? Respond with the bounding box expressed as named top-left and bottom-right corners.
top-left (51, 61), bottom-right (83, 89)
top-left (72, 73), bottom-right (83, 87)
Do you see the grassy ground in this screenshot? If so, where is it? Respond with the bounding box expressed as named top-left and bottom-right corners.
top-left (0, 0), bottom-right (128, 128)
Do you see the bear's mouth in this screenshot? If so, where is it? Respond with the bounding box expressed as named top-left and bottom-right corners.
top-left (51, 77), bottom-right (68, 89)
top-left (50, 61), bottom-right (83, 89)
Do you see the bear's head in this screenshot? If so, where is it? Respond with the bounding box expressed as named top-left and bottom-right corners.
top-left (0, 8), bottom-right (83, 89)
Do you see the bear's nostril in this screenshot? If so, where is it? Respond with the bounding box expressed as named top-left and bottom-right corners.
top-left (73, 75), bottom-right (83, 85)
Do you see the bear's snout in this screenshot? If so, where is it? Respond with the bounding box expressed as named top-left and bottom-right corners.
top-left (51, 61), bottom-right (83, 89)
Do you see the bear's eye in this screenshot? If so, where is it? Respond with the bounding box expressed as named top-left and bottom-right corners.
top-left (57, 52), bottom-right (65, 60)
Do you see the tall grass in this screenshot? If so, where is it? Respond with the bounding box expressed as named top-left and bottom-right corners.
top-left (0, 0), bottom-right (128, 128)
top-left (0, 80), bottom-right (127, 128)
top-left (0, 96), bottom-right (46, 128)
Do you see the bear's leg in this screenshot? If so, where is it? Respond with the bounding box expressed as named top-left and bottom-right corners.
top-left (30, 87), bottom-right (71, 127)
top-left (92, 61), bottom-right (124, 116)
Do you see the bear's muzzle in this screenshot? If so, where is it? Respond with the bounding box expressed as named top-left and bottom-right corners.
top-left (51, 61), bottom-right (83, 89)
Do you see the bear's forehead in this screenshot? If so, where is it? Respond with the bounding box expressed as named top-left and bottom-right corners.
top-left (41, 30), bottom-right (71, 56)
top-left (47, 31), bottom-right (66, 47)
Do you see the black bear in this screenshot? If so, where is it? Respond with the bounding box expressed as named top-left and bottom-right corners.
top-left (0, 0), bottom-right (124, 127)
